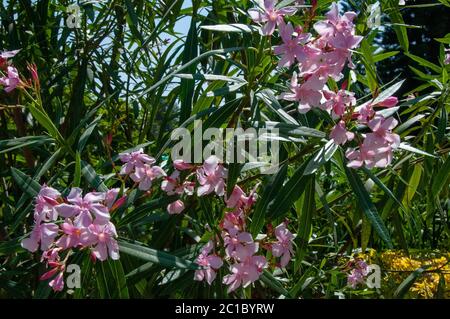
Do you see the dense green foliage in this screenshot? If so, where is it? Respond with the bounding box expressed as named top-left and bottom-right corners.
top-left (0, 0), bottom-right (449, 298)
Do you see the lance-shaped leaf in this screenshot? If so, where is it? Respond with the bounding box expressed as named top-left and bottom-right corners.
top-left (344, 165), bottom-right (393, 248)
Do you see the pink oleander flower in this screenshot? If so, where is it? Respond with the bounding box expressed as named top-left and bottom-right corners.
top-left (223, 255), bottom-right (267, 293)
top-left (330, 120), bottom-right (354, 145)
top-left (281, 72), bottom-right (325, 113)
top-left (34, 185), bottom-right (61, 223)
top-left (311, 2), bottom-right (362, 69)
top-left (161, 170), bottom-right (194, 196)
top-left (355, 103), bottom-right (375, 124)
top-left (225, 185), bottom-right (257, 210)
top-left (0, 49), bottom-right (20, 67)
top-left (167, 200), bottom-right (185, 215)
top-left (346, 138), bottom-right (396, 169)
top-left (194, 241), bottom-right (223, 285)
top-left (355, 96), bottom-right (398, 123)
top-left (295, 44), bottom-right (323, 75)
top-left (55, 188), bottom-right (110, 227)
top-left (221, 209), bottom-right (246, 231)
top-left (0, 66), bottom-right (20, 92)
top-left (322, 89), bottom-right (356, 116)
top-left (41, 248), bottom-right (61, 263)
top-left (329, 33), bottom-right (363, 69)
top-left (130, 163), bottom-right (166, 191)
top-left (196, 155), bottom-right (227, 196)
top-left (271, 223), bottom-right (295, 268)
top-left (248, 0), bottom-right (297, 36)
top-left (347, 268), bottom-right (364, 288)
top-left (366, 116), bottom-right (400, 147)
top-left (274, 22), bottom-right (311, 67)
top-left (21, 222), bottom-right (59, 252)
top-left (56, 220), bottom-right (91, 249)
top-left (88, 222), bottom-right (120, 261)
top-left (173, 159), bottom-right (194, 171)
top-left (314, 3), bottom-right (358, 40)
top-left (347, 260), bottom-right (369, 288)
top-left (48, 271), bottom-right (64, 292)
top-left (346, 144), bottom-right (373, 169)
top-left (378, 96), bottom-right (398, 108)
top-left (223, 228), bottom-right (254, 259)
top-left (119, 148), bottom-right (155, 175)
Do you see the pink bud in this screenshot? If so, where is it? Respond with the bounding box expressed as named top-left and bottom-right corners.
top-left (167, 200), bottom-right (184, 215)
top-left (90, 251), bottom-right (97, 263)
top-left (40, 267), bottom-right (59, 281)
top-left (43, 196), bottom-right (59, 206)
top-left (377, 96), bottom-right (398, 108)
top-left (27, 63), bottom-right (39, 87)
top-left (110, 196), bottom-right (127, 212)
top-left (173, 159), bottom-right (193, 171)
top-left (48, 261), bottom-right (60, 268)
top-left (105, 133), bottom-right (113, 145)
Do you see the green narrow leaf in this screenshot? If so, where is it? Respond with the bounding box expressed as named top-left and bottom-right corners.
top-left (78, 115), bottom-right (101, 152)
top-left (0, 136), bottom-right (54, 154)
top-left (398, 143), bottom-right (437, 158)
top-left (124, 0), bottom-right (143, 42)
top-left (74, 152), bottom-right (81, 187)
top-left (361, 214), bottom-right (372, 253)
top-left (10, 168), bottom-right (40, 197)
top-left (269, 161), bottom-right (312, 219)
top-left (81, 160), bottom-right (108, 192)
top-left (402, 164), bottom-right (422, 207)
top-left (394, 266), bottom-right (429, 298)
top-left (304, 140), bottom-right (338, 175)
top-left (226, 163), bottom-right (243, 197)
top-left (260, 270), bottom-right (291, 298)
top-left (373, 51), bottom-right (399, 63)
top-left (250, 164), bottom-right (288, 236)
top-left (431, 156), bottom-right (450, 195)
top-left (404, 52), bottom-right (442, 73)
top-left (344, 165), bottom-right (393, 248)
top-left (295, 174), bottom-right (315, 270)
top-left (362, 167), bottom-right (407, 213)
top-left (203, 99), bottom-right (241, 129)
top-left (371, 79), bottom-right (405, 105)
top-left (95, 259), bottom-right (129, 299)
top-left (26, 103), bottom-right (65, 146)
top-left (179, 9), bottom-right (199, 124)
top-left (118, 240), bottom-right (199, 270)
top-left (386, 1), bottom-right (409, 52)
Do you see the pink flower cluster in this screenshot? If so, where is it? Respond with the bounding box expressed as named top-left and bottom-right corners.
top-left (220, 200), bottom-right (268, 293)
top-left (249, 1), bottom-right (401, 168)
top-left (193, 219), bottom-right (295, 293)
top-left (21, 185), bottom-right (124, 291)
top-left (0, 50), bottom-right (21, 92)
top-left (119, 151), bottom-right (229, 215)
top-left (98, 149), bottom-right (296, 292)
top-left (346, 259), bottom-right (369, 288)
